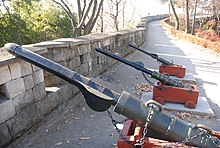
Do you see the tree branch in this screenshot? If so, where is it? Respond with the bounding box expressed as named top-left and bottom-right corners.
top-left (77, 0), bottom-right (94, 28)
top-left (52, 0), bottom-right (77, 27)
top-left (89, 0), bottom-right (105, 32)
top-left (77, 0), bottom-right (82, 20)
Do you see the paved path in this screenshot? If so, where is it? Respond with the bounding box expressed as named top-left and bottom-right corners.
top-left (8, 20), bottom-right (220, 148)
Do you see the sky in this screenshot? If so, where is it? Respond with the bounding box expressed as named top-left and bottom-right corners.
top-left (69, 0), bottom-right (169, 19)
top-left (67, 0), bottom-right (169, 31)
top-left (133, 0), bottom-right (169, 17)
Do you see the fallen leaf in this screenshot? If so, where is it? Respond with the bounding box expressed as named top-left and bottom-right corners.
top-left (90, 115), bottom-right (95, 118)
top-left (133, 83), bottom-right (153, 95)
top-left (74, 117), bottom-right (80, 120)
top-left (79, 137), bottom-right (91, 140)
top-left (55, 142), bottom-right (63, 146)
top-left (76, 102), bottom-right (81, 107)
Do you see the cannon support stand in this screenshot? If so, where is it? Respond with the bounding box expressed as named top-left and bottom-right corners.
top-left (128, 44), bottom-right (186, 78)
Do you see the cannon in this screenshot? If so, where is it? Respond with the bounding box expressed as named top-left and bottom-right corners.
top-left (5, 43), bottom-right (220, 148)
top-left (95, 47), bottom-right (198, 108)
top-left (128, 44), bottom-right (186, 78)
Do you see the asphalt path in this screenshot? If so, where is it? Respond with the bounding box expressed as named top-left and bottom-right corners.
top-left (8, 20), bottom-right (220, 148)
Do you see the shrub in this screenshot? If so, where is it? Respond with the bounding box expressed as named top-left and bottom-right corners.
top-left (160, 18), bottom-right (220, 53)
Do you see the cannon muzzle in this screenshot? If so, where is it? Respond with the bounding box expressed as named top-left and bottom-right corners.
top-left (128, 44), bottom-right (174, 66)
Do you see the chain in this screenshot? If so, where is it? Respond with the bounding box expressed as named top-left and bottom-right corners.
top-left (107, 106), bottom-right (156, 148)
top-left (134, 104), bottom-right (155, 148)
top-left (134, 126), bottom-right (148, 148)
top-left (107, 110), bottom-right (135, 148)
top-left (163, 130), bottom-right (207, 147)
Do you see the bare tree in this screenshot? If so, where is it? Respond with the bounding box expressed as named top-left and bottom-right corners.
top-left (185, 0), bottom-right (190, 33)
top-left (107, 0), bottom-right (125, 31)
top-left (211, 0), bottom-right (220, 32)
top-left (191, 0), bottom-right (197, 34)
top-left (52, 0), bottom-right (104, 37)
top-left (169, 0), bottom-right (179, 30)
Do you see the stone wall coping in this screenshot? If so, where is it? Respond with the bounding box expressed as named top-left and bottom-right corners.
top-left (31, 28), bottom-right (145, 49)
top-left (0, 45), bottom-right (47, 67)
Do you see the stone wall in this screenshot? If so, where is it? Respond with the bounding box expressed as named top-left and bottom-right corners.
top-left (0, 28), bottom-right (145, 147)
top-left (136, 14), bottom-right (169, 28)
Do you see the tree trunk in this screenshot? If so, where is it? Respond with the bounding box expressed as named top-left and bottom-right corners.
top-left (87, 0), bottom-right (105, 34)
top-left (185, 0), bottom-right (190, 33)
top-left (169, 0), bottom-right (179, 30)
top-left (191, 0), bottom-right (197, 35)
top-left (115, 2), bottom-right (119, 31)
top-left (101, 4), bottom-right (104, 33)
top-left (73, 27), bottom-right (82, 37)
top-left (169, 3), bottom-right (171, 15)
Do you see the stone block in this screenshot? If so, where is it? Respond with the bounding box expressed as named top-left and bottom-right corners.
top-left (33, 83), bottom-right (46, 101)
top-left (33, 70), bottom-right (44, 85)
top-left (6, 104), bottom-right (40, 139)
top-left (44, 75), bottom-right (67, 87)
top-left (75, 56), bottom-right (81, 67)
top-left (68, 60), bottom-right (77, 70)
top-left (33, 41), bottom-right (69, 48)
top-left (22, 45), bottom-right (48, 55)
top-left (43, 70), bottom-right (53, 77)
top-left (0, 99), bottom-right (16, 124)
top-left (80, 53), bottom-right (91, 64)
top-left (13, 89), bottom-right (34, 113)
top-left (27, 103), bottom-right (40, 123)
top-left (37, 92), bottom-right (58, 116)
top-left (0, 122), bottom-right (11, 147)
top-left (102, 39), bottom-right (111, 46)
top-left (76, 44), bottom-right (91, 56)
top-left (76, 63), bottom-right (89, 76)
top-left (51, 49), bottom-right (65, 62)
top-left (20, 61), bottom-right (33, 76)
top-left (9, 62), bottom-right (21, 80)
top-left (56, 84), bottom-right (77, 103)
top-left (0, 65), bottom-right (11, 85)
top-left (63, 48), bottom-right (76, 60)
top-left (32, 65), bottom-right (41, 72)
top-left (23, 74), bottom-right (34, 90)
top-left (2, 78), bottom-right (26, 99)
